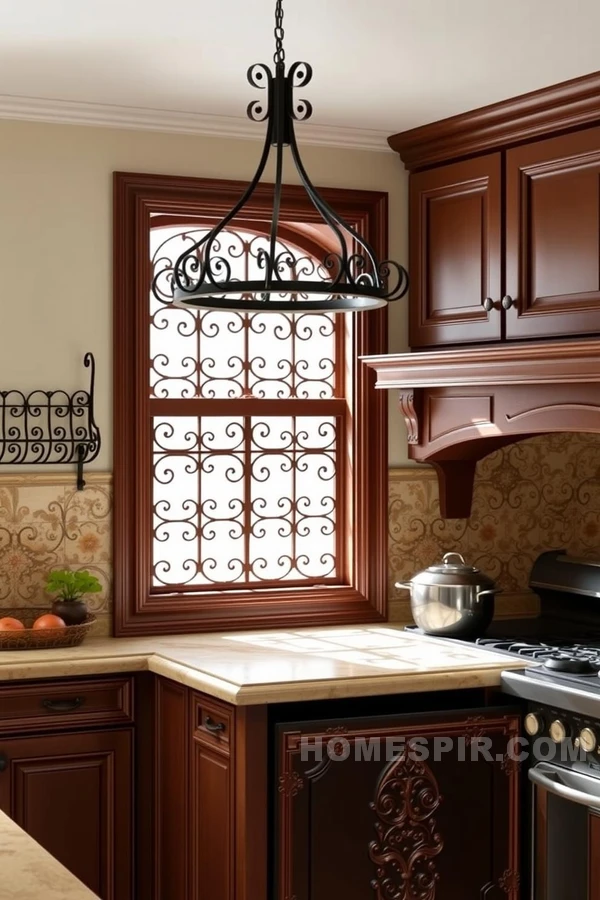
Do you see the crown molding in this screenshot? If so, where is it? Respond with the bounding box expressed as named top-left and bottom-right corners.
top-left (0, 93), bottom-right (392, 153)
top-left (389, 69), bottom-right (600, 170)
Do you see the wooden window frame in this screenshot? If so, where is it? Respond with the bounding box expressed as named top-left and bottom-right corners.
top-left (113, 171), bottom-right (389, 636)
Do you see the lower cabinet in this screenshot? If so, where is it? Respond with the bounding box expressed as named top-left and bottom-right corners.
top-left (154, 677), bottom-right (267, 900)
top-left (0, 677), bottom-right (134, 900)
top-left (0, 676), bottom-right (523, 900)
top-left (275, 708), bottom-right (521, 900)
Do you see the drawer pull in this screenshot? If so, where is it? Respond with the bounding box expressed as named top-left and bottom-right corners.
top-left (42, 697), bottom-right (85, 713)
top-left (0, 753), bottom-right (7, 772)
top-left (204, 716), bottom-right (225, 733)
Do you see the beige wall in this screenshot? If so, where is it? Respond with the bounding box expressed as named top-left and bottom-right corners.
top-left (0, 119), bottom-right (411, 470)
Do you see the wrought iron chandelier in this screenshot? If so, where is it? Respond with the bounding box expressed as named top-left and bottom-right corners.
top-left (157, 0), bottom-right (409, 314)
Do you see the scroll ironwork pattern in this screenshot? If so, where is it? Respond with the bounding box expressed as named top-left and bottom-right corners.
top-left (151, 226), bottom-right (338, 400)
top-left (152, 415), bottom-right (337, 588)
top-left (369, 744), bottom-right (443, 900)
top-left (0, 353), bottom-right (100, 490)
top-left (149, 223), bottom-right (345, 591)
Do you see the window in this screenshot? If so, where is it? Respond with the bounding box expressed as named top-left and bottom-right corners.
top-left (114, 173), bottom-right (389, 635)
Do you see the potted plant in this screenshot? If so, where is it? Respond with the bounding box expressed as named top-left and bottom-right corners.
top-left (45, 569), bottom-right (102, 626)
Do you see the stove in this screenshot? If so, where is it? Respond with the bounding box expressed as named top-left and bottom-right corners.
top-left (425, 551), bottom-right (600, 895)
top-left (406, 551), bottom-right (600, 715)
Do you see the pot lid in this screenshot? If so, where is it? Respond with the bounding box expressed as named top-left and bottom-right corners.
top-left (426, 552), bottom-right (479, 575)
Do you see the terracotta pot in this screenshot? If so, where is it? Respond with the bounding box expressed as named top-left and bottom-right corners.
top-left (51, 598), bottom-right (88, 626)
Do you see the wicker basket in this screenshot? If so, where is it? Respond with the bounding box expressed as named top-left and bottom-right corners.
top-left (0, 608), bottom-right (96, 651)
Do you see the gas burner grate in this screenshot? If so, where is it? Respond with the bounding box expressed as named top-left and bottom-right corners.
top-left (475, 636), bottom-right (600, 663)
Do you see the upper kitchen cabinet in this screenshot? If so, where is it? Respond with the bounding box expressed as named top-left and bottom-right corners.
top-left (505, 127), bottom-right (600, 340)
top-left (410, 154), bottom-right (502, 347)
top-left (392, 71), bottom-right (600, 349)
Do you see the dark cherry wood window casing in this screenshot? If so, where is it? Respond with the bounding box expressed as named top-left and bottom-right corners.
top-left (113, 172), bottom-right (389, 636)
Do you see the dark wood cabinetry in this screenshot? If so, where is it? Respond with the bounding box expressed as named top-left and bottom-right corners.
top-left (154, 676), bottom-right (190, 900)
top-left (276, 708), bottom-right (521, 899)
top-left (0, 674), bottom-right (523, 900)
top-left (410, 154), bottom-right (502, 347)
top-left (0, 677), bottom-right (134, 900)
top-left (154, 677), bottom-right (267, 900)
top-left (505, 126), bottom-right (600, 340)
top-left (190, 695), bottom-right (235, 900)
top-left (399, 73), bottom-right (600, 349)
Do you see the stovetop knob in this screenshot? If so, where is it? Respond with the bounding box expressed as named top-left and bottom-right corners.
top-left (580, 727), bottom-right (597, 753)
top-left (549, 719), bottom-right (568, 744)
top-left (524, 712), bottom-right (544, 736)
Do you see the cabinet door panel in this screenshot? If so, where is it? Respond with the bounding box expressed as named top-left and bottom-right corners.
top-left (410, 154), bottom-right (502, 347)
top-left (276, 710), bottom-right (520, 900)
top-left (0, 729), bottom-right (132, 900)
top-left (190, 739), bottom-right (233, 900)
top-left (506, 127), bottom-right (600, 339)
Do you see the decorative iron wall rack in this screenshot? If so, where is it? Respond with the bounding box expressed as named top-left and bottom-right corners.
top-left (0, 352), bottom-right (100, 490)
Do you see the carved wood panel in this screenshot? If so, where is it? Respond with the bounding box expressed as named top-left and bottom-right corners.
top-left (369, 747), bottom-right (443, 900)
top-left (276, 710), bottom-right (521, 900)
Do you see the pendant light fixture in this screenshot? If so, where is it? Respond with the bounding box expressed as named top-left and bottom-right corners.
top-left (155, 0), bottom-right (409, 314)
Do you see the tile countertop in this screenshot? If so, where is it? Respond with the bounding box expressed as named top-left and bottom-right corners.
top-left (0, 626), bottom-right (529, 705)
top-left (0, 810), bottom-right (100, 900)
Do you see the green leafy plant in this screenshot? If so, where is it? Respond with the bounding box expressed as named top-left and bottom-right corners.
top-left (45, 569), bottom-right (102, 602)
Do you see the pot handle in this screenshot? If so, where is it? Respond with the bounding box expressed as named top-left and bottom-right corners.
top-left (442, 552), bottom-right (466, 566)
top-left (476, 588), bottom-right (502, 600)
top-left (394, 582), bottom-right (412, 591)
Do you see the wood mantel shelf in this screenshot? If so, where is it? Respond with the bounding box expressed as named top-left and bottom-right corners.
top-left (363, 338), bottom-right (600, 518)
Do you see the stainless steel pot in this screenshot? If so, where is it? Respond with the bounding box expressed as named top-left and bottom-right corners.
top-left (395, 552), bottom-right (501, 638)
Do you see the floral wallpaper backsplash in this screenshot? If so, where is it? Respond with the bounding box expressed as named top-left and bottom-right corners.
top-left (0, 433), bottom-right (599, 636)
top-left (389, 433), bottom-right (600, 624)
top-left (0, 474), bottom-right (112, 636)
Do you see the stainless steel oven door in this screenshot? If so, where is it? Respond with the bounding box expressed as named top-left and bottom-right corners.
top-left (529, 763), bottom-right (600, 899)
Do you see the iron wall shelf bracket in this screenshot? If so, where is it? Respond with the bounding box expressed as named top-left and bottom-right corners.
top-left (0, 352), bottom-right (101, 490)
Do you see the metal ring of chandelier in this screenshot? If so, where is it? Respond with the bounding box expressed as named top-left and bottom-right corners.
top-left (154, 0), bottom-right (409, 314)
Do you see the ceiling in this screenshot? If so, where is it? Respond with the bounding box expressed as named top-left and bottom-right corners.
top-left (2, 0), bottom-right (600, 144)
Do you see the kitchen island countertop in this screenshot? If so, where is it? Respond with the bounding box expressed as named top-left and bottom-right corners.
top-left (0, 625), bottom-right (529, 704)
top-left (0, 810), bottom-right (100, 900)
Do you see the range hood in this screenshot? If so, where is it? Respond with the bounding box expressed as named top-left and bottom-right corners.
top-left (363, 338), bottom-right (600, 518)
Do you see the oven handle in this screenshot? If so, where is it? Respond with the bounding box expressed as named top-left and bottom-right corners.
top-left (529, 762), bottom-right (600, 810)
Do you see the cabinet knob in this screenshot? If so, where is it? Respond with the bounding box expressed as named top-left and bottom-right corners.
top-left (482, 297), bottom-right (495, 312)
top-left (501, 295), bottom-right (516, 310)
top-left (0, 753), bottom-right (7, 772)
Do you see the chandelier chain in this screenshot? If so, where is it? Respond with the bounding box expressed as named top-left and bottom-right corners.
top-left (273, 0), bottom-right (285, 66)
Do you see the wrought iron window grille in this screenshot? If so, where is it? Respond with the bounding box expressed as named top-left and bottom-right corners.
top-left (0, 352), bottom-right (101, 490)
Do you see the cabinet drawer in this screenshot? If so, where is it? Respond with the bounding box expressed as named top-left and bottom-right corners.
top-left (0, 676), bottom-right (133, 733)
top-left (192, 693), bottom-right (232, 750)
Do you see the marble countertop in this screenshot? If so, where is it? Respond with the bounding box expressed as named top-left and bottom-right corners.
top-left (0, 811), bottom-right (99, 900)
top-left (0, 625), bottom-right (529, 705)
